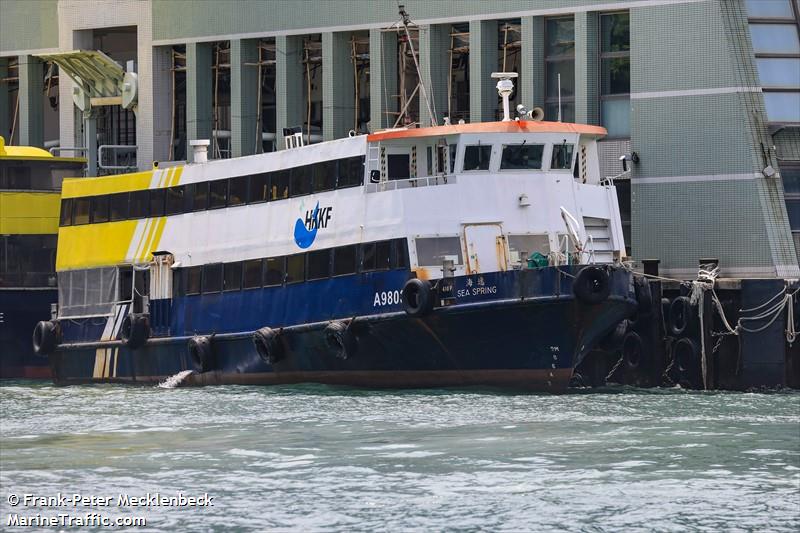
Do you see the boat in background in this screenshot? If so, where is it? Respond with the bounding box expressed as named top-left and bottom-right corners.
top-left (0, 136), bottom-right (85, 378)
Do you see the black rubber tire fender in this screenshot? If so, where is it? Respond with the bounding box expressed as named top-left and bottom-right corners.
top-left (401, 278), bottom-right (434, 318)
top-left (674, 337), bottom-right (701, 387)
top-left (324, 321), bottom-right (357, 360)
top-left (668, 296), bottom-right (695, 337)
top-left (121, 313), bottom-right (149, 349)
top-left (572, 266), bottom-right (611, 305)
top-left (253, 327), bottom-right (283, 365)
top-left (32, 320), bottom-right (58, 356)
top-left (634, 276), bottom-right (653, 315)
top-left (188, 336), bottom-right (214, 372)
top-left (610, 319), bottom-right (630, 347)
top-left (622, 331), bottom-right (644, 371)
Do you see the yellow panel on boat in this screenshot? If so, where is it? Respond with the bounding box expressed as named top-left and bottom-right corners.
top-left (0, 191), bottom-right (61, 234)
top-left (61, 170), bottom-right (155, 199)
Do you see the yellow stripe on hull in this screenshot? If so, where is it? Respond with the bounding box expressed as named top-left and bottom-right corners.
top-left (0, 191), bottom-right (61, 234)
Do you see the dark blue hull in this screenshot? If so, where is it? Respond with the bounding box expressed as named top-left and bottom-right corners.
top-left (0, 288), bottom-right (56, 379)
top-left (50, 266), bottom-right (636, 390)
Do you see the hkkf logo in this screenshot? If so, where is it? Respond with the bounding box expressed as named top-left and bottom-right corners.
top-left (293, 201), bottom-right (333, 248)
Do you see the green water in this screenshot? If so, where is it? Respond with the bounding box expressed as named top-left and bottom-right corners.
top-left (0, 382), bottom-right (798, 532)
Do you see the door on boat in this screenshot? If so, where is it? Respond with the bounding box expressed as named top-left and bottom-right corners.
top-left (463, 223), bottom-right (508, 274)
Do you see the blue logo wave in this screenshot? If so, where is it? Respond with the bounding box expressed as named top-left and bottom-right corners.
top-left (293, 202), bottom-right (319, 249)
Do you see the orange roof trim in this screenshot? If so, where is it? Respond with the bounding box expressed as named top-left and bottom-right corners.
top-left (367, 120), bottom-right (607, 142)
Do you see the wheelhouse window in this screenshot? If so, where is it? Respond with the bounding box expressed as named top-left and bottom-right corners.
top-left (545, 17), bottom-right (575, 122)
top-left (243, 259), bottom-right (263, 289)
top-left (551, 143), bottom-right (575, 170)
top-left (201, 263), bottom-right (223, 293)
top-left (500, 144), bottom-right (545, 170)
top-left (333, 245), bottom-right (357, 276)
top-left (307, 249), bottom-right (331, 280)
top-left (600, 12), bottom-right (631, 137)
top-left (387, 154), bottom-right (411, 180)
top-left (463, 145), bottom-right (492, 171)
top-left (746, 1), bottom-right (800, 123)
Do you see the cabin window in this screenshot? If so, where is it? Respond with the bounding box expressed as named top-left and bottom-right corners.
top-left (73, 198), bottom-right (91, 225)
top-left (150, 188), bottom-right (166, 217)
top-left (186, 266), bottom-right (202, 295)
top-left (272, 170), bottom-right (290, 200)
top-left (415, 237), bottom-right (464, 266)
top-left (307, 249), bottom-right (331, 280)
top-left (337, 156), bottom-right (364, 188)
top-left (291, 165), bottom-right (313, 197)
top-left (449, 144), bottom-right (457, 173)
top-left (333, 245), bottom-right (357, 276)
top-left (426, 146), bottom-right (433, 176)
top-left (208, 180), bottom-right (227, 209)
top-left (249, 173), bottom-right (270, 203)
top-left (57, 267), bottom-right (118, 317)
top-left (223, 262), bottom-right (243, 291)
top-left (361, 241), bottom-right (391, 271)
top-left (91, 195), bottom-right (109, 224)
top-left (228, 176), bottom-right (249, 206)
top-left (265, 257), bottom-right (286, 286)
top-left (201, 263), bottom-right (223, 293)
top-left (119, 266), bottom-right (133, 301)
top-left (313, 160), bottom-right (337, 192)
top-left (463, 145), bottom-right (492, 171)
top-left (191, 182), bottom-right (209, 211)
top-left (60, 199), bottom-right (73, 226)
top-left (243, 259), bottom-right (264, 289)
top-left (285, 254), bottom-right (305, 283)
top-left (109, 192), bottom-right (129, 221)
top-left (387, 154), bottom-right (411, 180)
top-left (551, 143), bottom-right (574, 170)
top-left (165, 186), bottom-right (185, 215)
top-left (500, 144), bottom-right (545, 170)
top-left (129, 190), bottom-right (149, 219)
top-left (392, 238), bottom-right (409, 269)
top-left (508, 234), bottom-right (551, 266)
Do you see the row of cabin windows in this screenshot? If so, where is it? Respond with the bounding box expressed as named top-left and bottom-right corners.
top-left (59, 156), bottom-right (365, 227)
top-left (174, 238), bottom-right (409, 296)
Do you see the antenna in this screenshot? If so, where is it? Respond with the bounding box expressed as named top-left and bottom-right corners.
top-left (491, 72), bottom-right (518, 122)
top-left (398, 4), bottom-right (438, 127)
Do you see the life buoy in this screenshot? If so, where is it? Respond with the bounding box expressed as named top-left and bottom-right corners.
top-left (668, 296), bottom-right (694, 337)
top-left (622, 331), bottom-right (643, 370)
top-left (634, 276), bottom-right (652, 315)
top-left (32, 320), bottom-right (58, 356)
top-left (253, 327), bottom-right (283, 365)
top-left (324, 321), bottom-right (357, 360)
top-left (121, 313), bottom-right (149, 349)
top-left (401, 278), bottom-right (433, 317)
top-left (188, 336), bottom-right (214, 372)
top-left (572, 266), bottom-right (610, 305)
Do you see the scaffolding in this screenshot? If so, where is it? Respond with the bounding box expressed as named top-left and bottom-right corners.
top-left (447, 27), bottom-right (470, 123)
top-left (301, 36), bottom-right (322, 143)
top-left (350, 34), bottom-right (369, 133)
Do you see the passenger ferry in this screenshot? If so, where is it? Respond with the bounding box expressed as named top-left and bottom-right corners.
top-left (0, 136), bottom-right (84, 378)
top-left (37, 81), bottom-right (638, 390)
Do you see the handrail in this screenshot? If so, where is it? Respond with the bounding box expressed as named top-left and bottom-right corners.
top-left (98, 144), bottom-right (137, 170)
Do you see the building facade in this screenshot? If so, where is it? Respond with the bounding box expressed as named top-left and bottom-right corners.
top-left (1, 0), bottom-right (798, 278)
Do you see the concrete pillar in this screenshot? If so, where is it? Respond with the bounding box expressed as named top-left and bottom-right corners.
top-left (275, 34), bottom-right (305, 149)
top-left (369, 29), bottom-right (398, 131)
top-left (230, 38), bottom-right (259, 157)
top-left (322, 32), bottom-right (355, 141)
top-left (575, 12), bottom-right (600, 125)
top-left (150, 45), bottom-right (173, 164)
top-left (18, 55), bottom-right (44, 147)
top-left (469, 20), bottom-right (498, 123)
top-left (0, 58), bottom-right (9, 140)
top-left (520, 16), bottom-right (546, 111)
top-left (417, 24), bottom-right (449, 127)
top-left (185, 42), bottom-right (213, 148)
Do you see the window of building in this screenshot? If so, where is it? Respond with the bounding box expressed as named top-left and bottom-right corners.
top-left (415, 236), bottom-right (464, 266)
top-left (228, 176), bottom-right (249, 206)
top-left (782, 164), bottom-right (800, 263)
top-left (307, 249), bottom-right (331, 280)
top-left (747, 1), bottom-right (800, 124)
top-left (285, 254), bottom-right (305, 283)
top-left (129, 190), bottom-right (149, 219)
top-left (463, 145), bottom-right (492, 171)
top-left (313, 160), bottom-right (337, 192)
top-left (545, 17), bottom-right (575, 122)
top-left (500, 144), bottom-right (545, 170)
top-left (600, 12), bottom-right (631, 137)
top-left (249, 173), bottom-right (270, 203)
top-left (333, 245), bottom-right (357, 276)
top-left (265, 257), bottom-right (286, 286)
top-left (150, 188), bottom-right (166, 217)
top-left (73, 198), bottom-right (90, 225)
top-left (201, 263), bottom-right (223, 293)
top-left (60, 199), bottom-right (73, 226)
top-left (91, 196), bottom-right (109, 223)
top-left (186, 266), bottom-right (202, 295)
top-left (223, 261), bottom-right (243, 291)
top-left (551, 143), bottom-right (575, 170)
top-left (208, 180), bottom-right (227, 209)
top-left (165, 186), bottom-right (185, 216)
top-left (109, 192), bottom-right (129, 221)
top-left (243, 258), bottom-right (263, 289)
